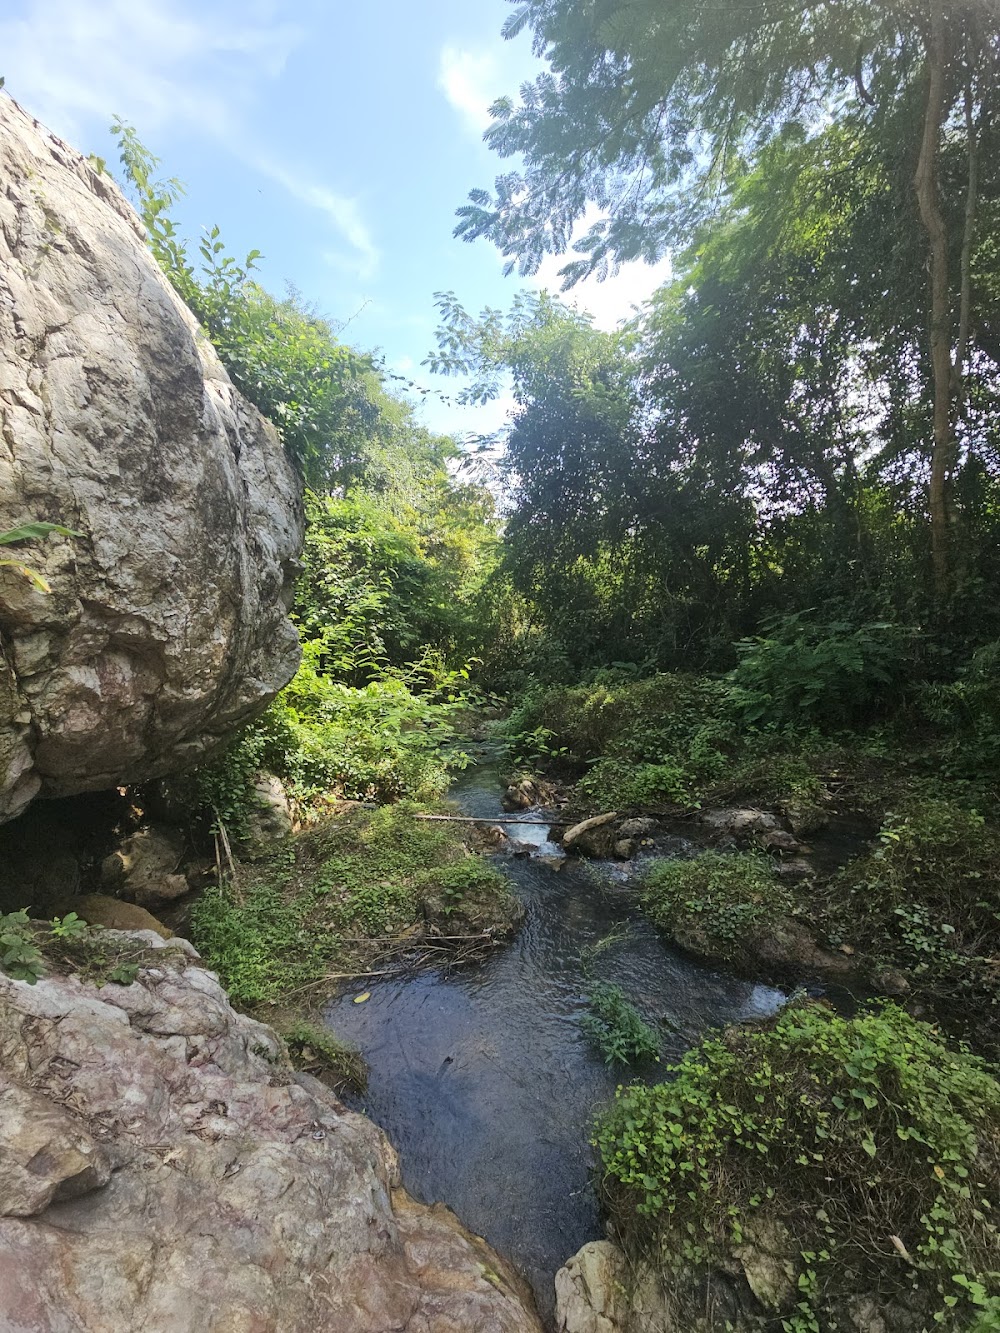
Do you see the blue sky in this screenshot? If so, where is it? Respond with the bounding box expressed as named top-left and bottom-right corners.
top-left (1, 0), bottom-right (671, 438)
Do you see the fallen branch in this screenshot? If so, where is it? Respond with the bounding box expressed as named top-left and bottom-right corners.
top-left (413, 813), bottom-right (567, 826)
top-left (213, 810), bottom-right (242, 903)
top-left (562, 810), bottom-right (618, 848)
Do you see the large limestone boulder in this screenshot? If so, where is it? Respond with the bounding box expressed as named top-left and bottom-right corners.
top-left (0, 95), bottom-right (304, 822)
top-left (0, 938), bottom-right (543, 1332)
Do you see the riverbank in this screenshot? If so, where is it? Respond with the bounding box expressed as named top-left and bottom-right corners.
top-left (502, 675), bottom-right (1000, 1062)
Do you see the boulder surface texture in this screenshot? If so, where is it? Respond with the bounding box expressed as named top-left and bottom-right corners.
top-left (0, 935), bottom-right (543, 1332)
top-left (0, 95), bottom-right (304, 822)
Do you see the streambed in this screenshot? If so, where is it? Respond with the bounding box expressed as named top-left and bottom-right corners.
top-left (325, 765), bottom-right (787, 1324)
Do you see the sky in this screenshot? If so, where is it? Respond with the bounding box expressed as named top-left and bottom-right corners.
top-left (0, 0), bottom-right (672, 439)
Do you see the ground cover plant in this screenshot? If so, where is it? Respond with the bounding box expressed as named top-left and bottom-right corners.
top-left (641, 853), bottom-right (797, 972)
top-left (595, 1003), bottom-right (1000, 1332)
top-left (829, 796), bottom-right (1000, 1051)
top-left (501, 658), bottom-right (912, 817)
top-left (190, 803), bottom-right (518, 1008)
top-left (505, 672), bottom-right (745, 810)
top-left (277, 1018), bottom-right (368, 1094)
top-left (0, 909), bottom-right (161, 987)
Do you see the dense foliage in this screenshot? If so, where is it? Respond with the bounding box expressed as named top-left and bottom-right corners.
top-left (112, 127), bottom-right (500, 824)
top-left (832, 798), bottom-right (1000, 1028)
top-left (102, 36), bottom-right (1000, 1328)
top-left (459, 0), bottom-right (1000, 598)
top-left (433, 0), bottom-right (1000, 666)
top-left (642, 853), bottom-right (795, 971)
top-left (596, 1004), bottom-right (1000, 1331)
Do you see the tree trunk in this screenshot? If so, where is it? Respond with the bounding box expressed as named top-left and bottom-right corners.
top-left (955, 73), bottom-right (979, 408)
top-left (914, 0), bottom-right (955, 602)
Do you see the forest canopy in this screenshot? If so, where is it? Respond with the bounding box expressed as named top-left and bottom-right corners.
top-left (433, 0), bottom-right (1000, 666)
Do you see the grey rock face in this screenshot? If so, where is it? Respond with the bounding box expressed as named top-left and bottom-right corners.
top-left (0, 938), bottom-right (543, 1332)
top-left (233, 770), bottom-right (294, 858)
top-left (0, 96), bottom-right (304, 821)
top-left (618, 817), bottom-right (658, 840)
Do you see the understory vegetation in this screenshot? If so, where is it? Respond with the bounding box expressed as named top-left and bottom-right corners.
top-left (0, 908), bottom-right (153, 987)
top-left (189, 803), bottom-right (518, 1009)
top-left (642, 854), bottom-right (797, 972)
top-left (595, 1004), bottom-right (1000, 1332)
top-left (580, 981), bottom-right (661, 1067)
top-left (277, 1019), bottom-right (368, 1094)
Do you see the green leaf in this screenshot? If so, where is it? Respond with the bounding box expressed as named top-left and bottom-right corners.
top-left (0, 522), bottom-right (82, 546)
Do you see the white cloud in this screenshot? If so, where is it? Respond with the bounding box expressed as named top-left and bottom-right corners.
top-left (438, 40), bottom-right (542, 140)
top-left (525, 207), bottom-right (673, 329)
top-left (419, 390), bottom-right (516, 442)
top-left (253, 157), bottom-right (379, 281)
top-left (528, 251), bottom-right (674, 330)
top-left (0, 0), bottom-right (378, 281)
top-left (0, 0), bottom-right (299, 141)
top-left (438, 45), bottom-right (501, 136)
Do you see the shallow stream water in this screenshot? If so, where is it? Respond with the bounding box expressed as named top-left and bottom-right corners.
top-left (325, 765), bottom-right (787, 1324)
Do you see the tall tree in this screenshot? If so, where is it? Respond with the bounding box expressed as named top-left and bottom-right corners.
top-left (459, 0), bottom-right (1000, 598)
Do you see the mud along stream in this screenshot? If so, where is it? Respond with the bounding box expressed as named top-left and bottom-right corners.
top-left (325, 763), bottom-right (787, 1324)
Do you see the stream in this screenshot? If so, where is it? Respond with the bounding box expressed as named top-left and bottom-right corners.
top-left (325, 763), bottom-right (787, 1325)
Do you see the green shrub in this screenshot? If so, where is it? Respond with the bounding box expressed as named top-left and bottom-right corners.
top-left (727, 615), bottom-right (915, 729)
top-left (578, 758), bottom-right (695, 809)
top-left (0, 912), bottom-right (167, 988)
top-left (506, 674), bottom-right (739, 807)
top-left (833, 797), bottom-right (1000, 1030)
top-left (911, 640), bottom-right (1000, 780)
top-left (412, 858), bottom-right (510, 920)
top-left (508, 675), bottom-right (729, 769)
top-left (171, 654), bottom-right (470, 836)
top-left (0, 909), bottom-right (93, 984)
top-left (641, 853), bottom-right (794, 968)
top-left (581, 982), bottom-right (660, 1066)
top-left (265, 658), bottom-right (464, 803)
top-left (595, 1004), bottom-right (1000, 1330)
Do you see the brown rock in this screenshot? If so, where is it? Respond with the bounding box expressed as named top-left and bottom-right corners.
top-left (73, 894), bottom-right (172, 939)
top-left (871, 966), bottom-right (910, 996)
top-left (618, 817), bottom-right (657, 840)
top-left (101, 825), bottom-right (190, 906)
top-left (0, 1085), bottom-right (110, 1216)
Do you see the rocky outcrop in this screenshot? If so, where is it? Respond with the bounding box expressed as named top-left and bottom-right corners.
top-left (0, 96), bottom-right (304, 822)
top-left (0, 934), bottom-right (543, 1332)
top-left (700, 808), bottom-right (805, 854)
top-left (555, 1235), bottom-right (924, 1333)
